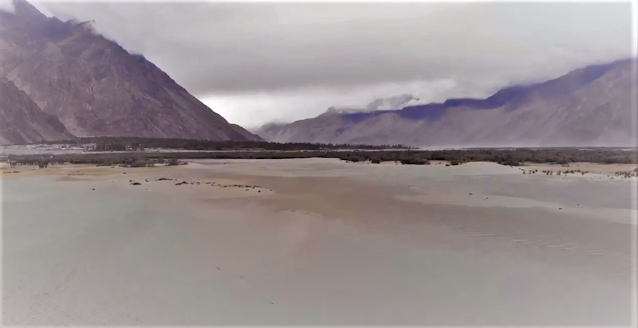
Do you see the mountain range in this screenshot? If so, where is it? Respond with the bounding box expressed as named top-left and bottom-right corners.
top-left (257, 59), bottom-right (637, 147)
top-left (1, 0), bottom-right (635, 148)
top-left (0, 0), bottom-right (260, 145)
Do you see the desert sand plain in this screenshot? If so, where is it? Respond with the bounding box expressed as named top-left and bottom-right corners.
top-left (1, 158), bottom-right (636, 325)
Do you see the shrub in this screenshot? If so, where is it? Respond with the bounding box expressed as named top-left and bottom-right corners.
top-left (130, 159), bottom-right (153, 167)
top-left (96, 161), bottom-right (113, 167)
top-left (400, 158), bottom-right (429, 165)
top-left (502, 158), bottom-right (520, 166)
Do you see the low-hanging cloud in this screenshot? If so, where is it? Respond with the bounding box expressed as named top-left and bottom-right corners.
top-left (0, 0), bottom-right (15, 12)
top-left (32, 1), bottom-right (635, 126)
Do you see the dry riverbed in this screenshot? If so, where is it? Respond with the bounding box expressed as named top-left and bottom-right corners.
top-left (1, 159), bottom-right (635, 325)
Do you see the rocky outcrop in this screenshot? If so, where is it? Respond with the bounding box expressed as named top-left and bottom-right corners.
top-left (0, 0), bottom-right (260, 142)
top-left (257, 59), bottom-right (637, 147)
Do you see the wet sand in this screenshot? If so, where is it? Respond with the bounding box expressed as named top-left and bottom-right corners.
top-left (2, 159), bottom-right (636, 325)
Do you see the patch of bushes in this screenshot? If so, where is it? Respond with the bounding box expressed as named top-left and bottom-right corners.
top-left (96, 161), bottom-right (113, 167)
top-left (129, 160), bottom-right (154, 167)
top-left (6, 148), bottom-right (637, 168)
top-left (499, 158), bottom-right (520, 166)
top-left (34, 137), bottom-right (411, 151)
top-left (400, 158), bottom-right (430, 165)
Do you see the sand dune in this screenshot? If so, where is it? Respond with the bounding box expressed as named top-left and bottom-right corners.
top-left (2, 159), bottom-right (635, 325)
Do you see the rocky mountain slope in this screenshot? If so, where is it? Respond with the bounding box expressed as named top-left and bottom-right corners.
top-left (0, 78), bottom-right (74, 144)
top-left (0, 0), bottom-right (260, 143)
top-left (257, 59), bottom-right (637, 147)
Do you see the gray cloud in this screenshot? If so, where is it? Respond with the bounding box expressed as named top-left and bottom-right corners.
top-left (31, 1), bottom-right (635, 126)
top-left (0, 0), bottom-right (16, 12)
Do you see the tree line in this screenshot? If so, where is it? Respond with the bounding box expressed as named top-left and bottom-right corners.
top-left (6, 148), bottom-right (636, 167)
top-left (33, 137), bottom-right (411, 151)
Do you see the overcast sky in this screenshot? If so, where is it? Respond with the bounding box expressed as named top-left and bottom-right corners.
top-left (27, 1), bottom-right (637, 128)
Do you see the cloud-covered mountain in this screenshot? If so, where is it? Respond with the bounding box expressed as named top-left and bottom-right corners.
top-left (322, 94), bottom-right (419, 116)
top-left (256, 59), bottom-right (637, 147)
top-left (366, 94), bottom-right (419, 111)
top-left (0, 0), bottom-right (260, 144)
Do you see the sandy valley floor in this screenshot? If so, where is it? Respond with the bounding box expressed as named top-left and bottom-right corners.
top-left (1, 159), bottom-right (636, 325)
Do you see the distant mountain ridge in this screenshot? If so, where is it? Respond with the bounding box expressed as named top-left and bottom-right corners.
top-left (0, 78), bottom-right (74, 144)
top-left (256, 58), bottom-right (637, 147)
top-left (0, 0), bottom-right (261, 145)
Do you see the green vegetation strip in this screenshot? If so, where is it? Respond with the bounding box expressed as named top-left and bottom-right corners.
top-left (6, 148), bottom-right (637, 167)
